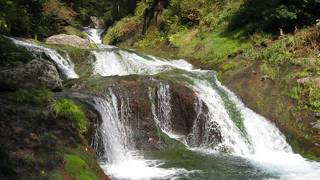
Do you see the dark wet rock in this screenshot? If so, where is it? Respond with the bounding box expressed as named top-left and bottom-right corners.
top-left (0, 59), bottom-right (62, 90)
top-left (66, 75), bottom-right (220, 150)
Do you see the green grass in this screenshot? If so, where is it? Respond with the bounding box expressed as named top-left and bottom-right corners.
top-left (260, 63), bottom-right (279, 80)
top-left (63, 154), bottom-right (99, 180)
top-left (49, 147), bottom-right (103, 180)
top-left (52, 99), bottom-right (88, 134)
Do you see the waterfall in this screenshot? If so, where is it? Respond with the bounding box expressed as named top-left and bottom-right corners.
top-left (91, 88), bottom-right (191, 179)
top-left (148, 82), bottom-right (173, 134)
top-left (83, 28), bottom-right (105, 44)
top-left (7, 37), bottom-right (78, 79)
top-left (92, 48), bottom-right (193, 76)
top-left (187, 73), bottom-right (252, 155)
top-left (90, 47), bottom-right (320, 179)
top-left (91, 89), bottom-right (133, 164)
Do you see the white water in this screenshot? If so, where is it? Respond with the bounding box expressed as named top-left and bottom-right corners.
top-left (92, 49), bottom-right (193, 76)
top-left (7, 37), bottom-right (78, 79)
top-left (91, 89), bottom-right (191, 179)
top-left (217, 81), bottom-right (320, 179)
top-left (91, 47), bottom-right (320, 179)
top-left (83, 28), bottom-right (105, 44)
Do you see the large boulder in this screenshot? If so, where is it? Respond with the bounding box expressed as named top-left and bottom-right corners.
top-left (46, 34), bottom-right (90, 48)
top-left (90, 16), bottom-right (105, 29)
top-left (0, 59), bottom-right (62, 90)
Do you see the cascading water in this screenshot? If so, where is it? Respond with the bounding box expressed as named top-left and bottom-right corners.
top-left (7, 37), bottom-right (78, 79)
top-left (92, 49), bottom-right (193, 76)
top-left (91, 88), bottom-right (191, 179)
top-left (148, 82), bottom-right (173, 134)
top-left (83, 28), bottom-right (105, 44)
top-left (89, 45), bottom-right (320, 179)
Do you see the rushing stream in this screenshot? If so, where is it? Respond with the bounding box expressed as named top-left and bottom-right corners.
top-left (8, 30), bottom-right (320, 179)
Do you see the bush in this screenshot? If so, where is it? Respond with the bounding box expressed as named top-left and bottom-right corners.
top-left (103, 16), bottom-right (142, 44)
top-left (52, 99), bottom-right (87, 134)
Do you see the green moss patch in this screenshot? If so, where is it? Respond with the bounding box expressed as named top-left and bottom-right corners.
top-left (53, 99), bottom-right (88, 134)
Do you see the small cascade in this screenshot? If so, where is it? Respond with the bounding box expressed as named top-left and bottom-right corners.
top-left (91, 88), bottom-right (190, 179)
top-left (83, 28), bottom-right (105, 44)
top-left (148, 82), bottom-right (173, 133)
top-left (91, 89), bottom-right (133, 164)
top-left (92, 49), bottom-right (193, 76)
top-left (7, 37), bottom-right (78, 79)
top-left (185, 72), bottom-right (252, 155)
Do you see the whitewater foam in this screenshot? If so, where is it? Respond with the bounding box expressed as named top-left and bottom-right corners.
top-left (7, 37), bottom-right (78, 79)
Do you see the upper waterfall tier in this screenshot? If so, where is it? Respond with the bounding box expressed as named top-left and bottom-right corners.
top-left (7, 37), bottom-right (79, 79)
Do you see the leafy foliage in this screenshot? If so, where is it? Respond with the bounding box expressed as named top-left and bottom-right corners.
top-left (228, 0), bottom-right (320, 34)
top-left (52, 99), bottom-right (88, 134)
top-left (62, 0), bottom-right (138, 26)
top-left (103, 16), bottom-right (142, 44)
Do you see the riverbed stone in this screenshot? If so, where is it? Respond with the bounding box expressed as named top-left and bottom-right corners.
top-left (46, 34), bottom-right (90, 48)
top-left (0, 58), bottom-right (62, 90)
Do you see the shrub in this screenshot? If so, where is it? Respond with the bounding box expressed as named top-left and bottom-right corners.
top-left (103, 16), bottom-right (142, 44)
top-left (52, 99), bottom-right (87, 134)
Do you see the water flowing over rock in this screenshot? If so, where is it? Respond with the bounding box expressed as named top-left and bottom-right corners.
top-left (81, 78), bottom-right (200, 179)
top-left (7, 37), bottom-right (79, 79)
top-left (0, 58), bottom-right (62, 90)
top-left (84, 28), bottom-right (105, 44)
top-left (80, 46), bottom-right (320, 179)
top-left (46, 34), bottom-right (90, 48)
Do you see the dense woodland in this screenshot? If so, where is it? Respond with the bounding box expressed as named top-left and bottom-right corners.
top-left (1, 0), bottom-right (320, 37)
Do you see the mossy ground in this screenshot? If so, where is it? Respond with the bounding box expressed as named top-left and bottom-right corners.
top-left (0, 88), bottom-right (106, 179)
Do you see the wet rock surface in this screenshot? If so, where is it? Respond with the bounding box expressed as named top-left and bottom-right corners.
top-left (66, 75), bottom-right (220, 151)
top-left (0, 58), bottom-right (62, 90)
